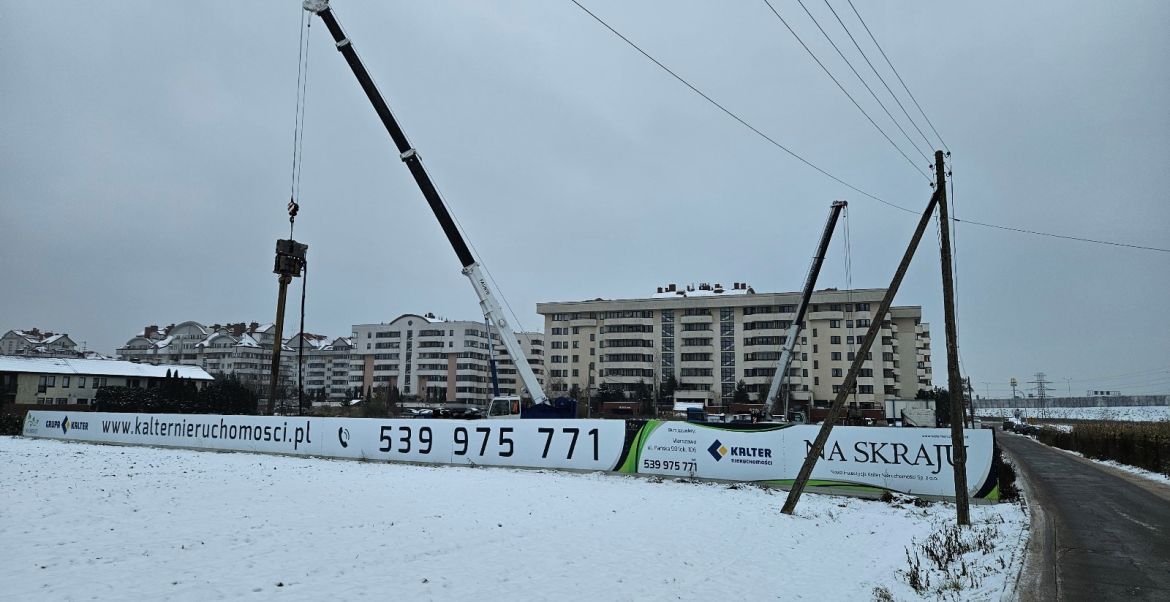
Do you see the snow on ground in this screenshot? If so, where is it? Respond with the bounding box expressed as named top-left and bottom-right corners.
top-left (0, 437), bottom-right (1026, 601)
top-left (977, 405), bottom-right (1170, 422)
top-left (1047, 444), bottom-right (1170, 486)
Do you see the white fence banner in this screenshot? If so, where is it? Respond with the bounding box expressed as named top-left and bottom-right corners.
top-left (22, 412), bottom-right (998, 500)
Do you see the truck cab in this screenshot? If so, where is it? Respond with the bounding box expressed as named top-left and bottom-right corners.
top-left (487, 395), bottom-right (522, 419)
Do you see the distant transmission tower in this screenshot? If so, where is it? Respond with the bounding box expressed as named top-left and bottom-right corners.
top-left (1029, 372), bottom-right (1052, 403)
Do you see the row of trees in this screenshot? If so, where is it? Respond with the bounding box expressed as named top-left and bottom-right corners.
top-left (94, 372), bottom-right (258, 415)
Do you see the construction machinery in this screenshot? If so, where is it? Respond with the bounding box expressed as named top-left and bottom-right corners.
top-left (765, 201), bottom-right (847, 420)
top-left (303, 0), bottom-right (561, 416)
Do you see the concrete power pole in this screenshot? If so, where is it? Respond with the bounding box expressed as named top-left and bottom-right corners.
top-left (935, 150), bottom-right (971, 527)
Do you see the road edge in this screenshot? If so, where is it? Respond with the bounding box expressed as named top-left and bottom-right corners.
top-left (999, 435), bottom-right (1058, 602)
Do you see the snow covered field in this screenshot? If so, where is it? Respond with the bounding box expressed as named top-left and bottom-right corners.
top-left (1, 437), bottom-right (1026, 601)
top-left (978, 405), bottom-right (1170, 422)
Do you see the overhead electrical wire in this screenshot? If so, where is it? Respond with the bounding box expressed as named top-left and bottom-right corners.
top-left (567, 0), bottom-right (920, 211)
top-left (845, 0), bottom-right (948, 152)
top-left (566, 1), bottom-right (1169, 255)
top-left (821, 0), bottom-right (935, 153)
top-left (790, 0), bottom-right (931, 163)
top-left (761, 0), bottom-right (929, 180)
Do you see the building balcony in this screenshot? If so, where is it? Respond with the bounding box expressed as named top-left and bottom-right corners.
top-left (604, 360), bottom-right (654, 369)
top-left (741, 327), bottom-right (785, 336)
top-left (807, 311), bottom-right (844, 321)
top-left (680, 314), bottom-right (714, 324)
top-left (603, 316), bottom-right (654, 326)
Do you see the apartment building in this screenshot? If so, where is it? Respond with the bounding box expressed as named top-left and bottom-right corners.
top-left (117, 321), bottom-right (296, 390)
top-left (351, 313), bottom-right (545, 405)
top-left (1, 329), bottom-right (79, 357)
top-left (536, 282), bottom-right (932, 414)
top-left (286, 333), bottom-right (354, 401)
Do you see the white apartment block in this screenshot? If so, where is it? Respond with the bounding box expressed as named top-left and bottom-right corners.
top-left (351, 313), bottom-right (545, 405)
top-left (537, 283), bottom-right (932, 412)
top-left (118, 321), bottom-right (296, 390)
top-left (286, 333), bottom-right (355, 401)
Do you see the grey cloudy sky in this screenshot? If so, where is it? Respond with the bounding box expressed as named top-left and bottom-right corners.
top-left (2, 1), bottom-right (1168, 396)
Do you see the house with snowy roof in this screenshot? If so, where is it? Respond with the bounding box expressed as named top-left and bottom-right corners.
top-left (0, 356), bottom-right (212, 406)
top-left (0, 329), bottom-right (80, 358)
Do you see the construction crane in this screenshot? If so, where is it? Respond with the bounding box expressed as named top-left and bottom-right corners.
top-left (765, 201), bottom-right (847, 420)
top-left (303, 0), bottom-right (549, 412)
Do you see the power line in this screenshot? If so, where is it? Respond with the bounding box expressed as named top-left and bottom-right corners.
top-left (567, 0), bottom-right (911, 212)
top-left (821, 0), bottom-right (935, 153)
top-left (567, 1), bottom-right (1170, 255)
top-left (761, 0), bottom-right (929, 180)
top-left (845, 0), bottom-right (948, 152)
top-left (791, 0), bottom-right (931, 163)
top-left (952, 217), bottom-right (1170, 253)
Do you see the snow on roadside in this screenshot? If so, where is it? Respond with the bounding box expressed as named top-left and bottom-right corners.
top-left (977, 406), bottom-right (1170, 422)
top-left (0, 437), bottom-right (1026, 601)
top-left (1047, 444), bottom-right (1170, 487)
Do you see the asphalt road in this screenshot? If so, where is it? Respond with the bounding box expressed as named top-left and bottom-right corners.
top-left (999, 432), bottom-right (1170, 601)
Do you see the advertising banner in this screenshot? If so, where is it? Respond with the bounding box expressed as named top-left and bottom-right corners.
top-left (622, 421), bottom-right (997, 499)
top-left (20, 411), bottom-right (627, 472)
top-left (22, 412), bottom-right (997, 499)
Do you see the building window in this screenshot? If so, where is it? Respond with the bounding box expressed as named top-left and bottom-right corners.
top-left (832, 368), bottom-right (843, 377)
top-left (829, 320), bottom-right (842, 328)
top-left (830, 336), bottom-right (841, 345)
top-left (831, 352), bottom-right (842, 361)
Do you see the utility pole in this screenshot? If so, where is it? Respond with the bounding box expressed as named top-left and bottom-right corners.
top-left (1010, 377), bottom-right (1018, 400)
top-left (935, 150), bottom-right (971, 526)
top-left (267, 239), bottom-right (307, 415)
top-left (782, 188), bottom-right (940, 516)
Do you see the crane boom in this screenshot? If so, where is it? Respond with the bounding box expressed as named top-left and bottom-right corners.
top-left (304, 0), bottom-right (548, 404)
top-left (766, 201), bottom-right (847, 418)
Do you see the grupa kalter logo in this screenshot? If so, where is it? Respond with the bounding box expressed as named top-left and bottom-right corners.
top-left (44, 415), bottom-right (89, 435)
top-left (708, 438), bottom-right (773, 466)
top-left (707, 439), bottom-right (729, 461)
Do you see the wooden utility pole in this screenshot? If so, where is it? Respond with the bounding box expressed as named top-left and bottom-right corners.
top-left (782, 189), bottom-right (940, 515)
top-left (935, 150), bottom-right (971, 526)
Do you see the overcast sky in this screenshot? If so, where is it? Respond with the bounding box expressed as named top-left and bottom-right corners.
top-left (2, 1), bottom-right (1167, 396)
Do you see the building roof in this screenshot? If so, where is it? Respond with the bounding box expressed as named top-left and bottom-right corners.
top-left (0, 356), bottom-right (214, 380)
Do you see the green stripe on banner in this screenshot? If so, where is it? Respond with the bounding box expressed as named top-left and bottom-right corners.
top-left (618, 420), bottom-right (662, 474)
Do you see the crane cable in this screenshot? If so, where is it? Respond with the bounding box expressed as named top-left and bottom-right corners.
top-left (287, 11), bottom-right (312, 413)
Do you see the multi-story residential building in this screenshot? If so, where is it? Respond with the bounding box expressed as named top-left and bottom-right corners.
top-left (0, 356), bottom-right (213, 406)
top-left (285, 333), bottom-right (354, 401)
top-left (351, 313), bottom-right (545, 406)
top-left (536, 282), bottom-right (932, 416)
top-left (1, 329), bottom-right (79, 357)
top-left (118, 321), bottom-right (296, 391)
